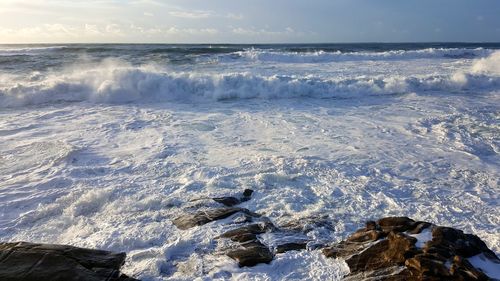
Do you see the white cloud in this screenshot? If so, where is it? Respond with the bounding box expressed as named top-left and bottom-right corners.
top-left (168, 10), bottom-right (214, 19)
top-left (232, 27), bottom-right (303, 37)
top-left (0, 22), bottom-right (220, 43)
top-left (143, 12), bottom-right (154, 17)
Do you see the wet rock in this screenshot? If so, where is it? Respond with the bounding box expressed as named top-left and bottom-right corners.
top-left (323, 217), bottom-right (500, 280)
top-left (377, 217), bottom-right (416, 233)
top-left (347, 229), bottom-right (383, 243)
top-left (173, 207), bottom-right (260, 230)
top-left (213, 189), bottom-right (254, 207)
top-left (212, 197), bottom-right (240, 207)
top-left (218, 221), bottom-right (277, 266)
top-left (276, 242), bottom-right (307, 254)
top-left (227, 241), bottom-right (274, 267)
top-left (218, 222), bottom-right (274, 242)
top-left (242, 189), bottom-right (254, 198)
top-left (0, 242), bottom-right (138, 281)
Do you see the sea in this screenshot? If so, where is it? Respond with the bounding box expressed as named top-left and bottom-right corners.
top-left (0, 43), bottom-right (499, 280)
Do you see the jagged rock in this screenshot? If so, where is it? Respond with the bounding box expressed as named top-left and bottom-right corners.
top-left (213, 197), bottom-right (240, 207)
top-left (227, 241), bottom-right (274, 267)
top-left (323, 217), bottom-right (500, 280)
top-left (213, 189), bottom-right (254, 207)
top-left (173, 207), bottom-right (260, 230)
top-left (218, 222), bottom-right (274, 242)
top-left (0, 242), bottom-right (138, 281)
top-left (217, 221), bottom-right (276, 266)
top-left (276, 242), bottom-right (307, 253)
top-left (377, 217), bottom-right (416, 233)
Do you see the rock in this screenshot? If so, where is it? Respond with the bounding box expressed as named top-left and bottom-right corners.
top-left (227, 241), bottom-right (274, 267)
top-left (346, 229), bottom-right (383, 243)
top-left (212, 189), bottom-right (255, 207)
top-left (0, 242), bottom-right (138, 281)
top-left (173, 207), bottom-right (260, 230)
top-left (276, 242), bottom-right (307, 254)
top-left (323, 217), bottom-right (500, 280)
top-left (377, 217), bottom-right (416, 233)
top-left (218, 222), bottom-right (273, 242)
top-left (218, 221), bottom-right (276, 266)
top-left (242, 189), bottom-right (254, 197)
top-left (212, 197), bottom-right (240, 207)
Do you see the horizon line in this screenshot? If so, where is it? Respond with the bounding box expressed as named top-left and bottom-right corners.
top-left (1, 41), bottom-right (500, 45)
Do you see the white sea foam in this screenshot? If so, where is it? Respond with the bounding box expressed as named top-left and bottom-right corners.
top-left (468, 254), bottom-right (500, 279)
top-left (472, 50), bottom-right (500, 75)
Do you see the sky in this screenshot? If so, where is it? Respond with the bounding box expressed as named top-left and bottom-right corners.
top-left (0, 0), bottom-right (499, 44)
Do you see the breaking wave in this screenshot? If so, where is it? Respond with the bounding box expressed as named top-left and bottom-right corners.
top-left (227, 48), bottom-right (494, 63)
top-left (1, 51), bottom-right (499, 108)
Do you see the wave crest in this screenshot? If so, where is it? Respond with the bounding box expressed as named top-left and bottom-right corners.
top-left (227, 48), bottom-right (493, 63)
top-left (1, 52), bottom-right (500, 108)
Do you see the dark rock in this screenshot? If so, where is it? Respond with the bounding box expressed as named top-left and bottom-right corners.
top-left (429, 227), bottom-right (497, 259)
top-left (227, 241), bottom-right (274, 267)
top-left (377, 217), bottom-right (416, 233)
top-left (342, 232), bottom-right (419, 274)
top-left (242, 189), bottom-right (254, 197)
top-left (276, 242), bottom-right (307, 254)
top-left (218, 221), bottom-right (278, 266)
top-left (347, 229), bottom-right (383, 243)
top-left (365, 220), bottom-right (378, 230)
top-left (218, 223), bottom-right (271, 243)
top-left (173, 207), bottom-right (260, 230)
top-left (0, 242), bottom-right (138, 281)
top-left (213, 197), bottom-right (240, 207)
top-left (323, 217), bottom-right (500, 280)
top-left (212, 189), bottom-right (255, 207)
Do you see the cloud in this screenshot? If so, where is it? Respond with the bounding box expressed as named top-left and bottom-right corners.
top-left (168, 10), bottom-right (214, 19)
top-left (232, 27), bottom-right (303, 37)
top-left (167, 9), bottom-right (244, 20)
top-left (0, 23), bottom-right (79, 39)
top-left (0, 22), bottom-right (220, 43)
top-left (143, 12), bottom-right (154, 17)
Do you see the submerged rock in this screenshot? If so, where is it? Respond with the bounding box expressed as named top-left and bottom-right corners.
top-left (323, 217), bottom-right (499, 280)
top-left (0, 242), bottom-right (138, 281)
top-left (172, 207), bottom-right (260, 230)
top-left (279, 214), bottom-right (335, 234)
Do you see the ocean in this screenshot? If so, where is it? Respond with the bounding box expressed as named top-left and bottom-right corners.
top-left (0, 43), bottom-right (499, 280)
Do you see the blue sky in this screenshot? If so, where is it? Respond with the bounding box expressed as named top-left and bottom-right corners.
top-left (0, 0), bottom-right (499, 43)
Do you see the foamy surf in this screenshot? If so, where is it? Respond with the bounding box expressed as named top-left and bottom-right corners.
top-left (0, 49), bottom-right (500, 108)
top-left (0, 43), bottom-right (499, 280)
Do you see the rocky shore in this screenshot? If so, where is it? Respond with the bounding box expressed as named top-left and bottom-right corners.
top-left (1, 189), bottom-right (498, 280)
